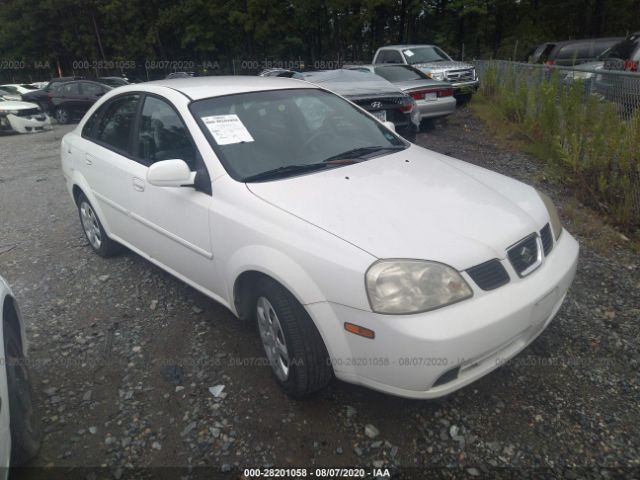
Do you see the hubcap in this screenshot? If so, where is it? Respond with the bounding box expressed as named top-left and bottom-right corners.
top-left (56, 109), bottom-right (67, 123)
top-left (256, 296), bottom-right (290, 381)
top-left (80, 201), bottom-right (102, 250)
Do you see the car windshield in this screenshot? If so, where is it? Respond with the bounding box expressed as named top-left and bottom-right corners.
top-left (402, 46), bottom-right (451, 64)
top-left (190, 88), bottom-right (406, 182)
top-left (20, 84), bottom-right (38, 90)
top-left (374, 65), bottom-right (426, 82)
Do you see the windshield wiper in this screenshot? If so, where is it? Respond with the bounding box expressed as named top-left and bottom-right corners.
top-left (243, 163), bottom-right (331, 182)
top-left (322, 145), bottom-right (405, 163)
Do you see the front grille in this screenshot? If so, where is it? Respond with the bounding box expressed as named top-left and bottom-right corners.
top-left (540, 223), bottom-right (553, 256)
top-left (16, 108), bottom-right (41, 117)
top-left (446, 68), bottom-right (475, 82)
top-left (508, 234), bottom-right (541, 277)
top-left (466, 259), bottom-right (510, 291)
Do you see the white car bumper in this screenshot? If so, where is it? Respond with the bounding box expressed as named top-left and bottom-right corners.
top-left (308, 231), bottom-right (579, 399)
top-left (4, 112), bottom-right (52, 133)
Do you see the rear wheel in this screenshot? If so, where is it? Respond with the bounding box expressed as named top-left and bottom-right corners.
top-left (4, 312), bottom-right (41, 465)
top-left (55, 107), bottom-right (69, 124)
top-left (254, 278), bottom-right (333, 397)
top-left (76, 192), bottom-right (123, 257)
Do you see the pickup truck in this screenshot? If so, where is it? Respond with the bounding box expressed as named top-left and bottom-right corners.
top-left (373, 45), bottom-right (479, 101)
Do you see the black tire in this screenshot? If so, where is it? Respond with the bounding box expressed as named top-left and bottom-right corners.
top-left (4, 313), bottom-right (41, 465)
top-left (76, 192), bottom-right (123, 257)
top-left (55, 107), bottom-right (69, 124)
top-left (254, 278), bottom-right (333, 397)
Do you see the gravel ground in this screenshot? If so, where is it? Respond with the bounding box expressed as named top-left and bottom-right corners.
top-left (0, 107), bottom-right (638, 479)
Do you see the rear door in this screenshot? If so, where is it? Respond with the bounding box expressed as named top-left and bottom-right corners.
top-left (58, 82), bottom-right (83, 116)
top-left (77, 94), bottom-right (141, 241)
top-left (78, 82), bottom-right (107, 115)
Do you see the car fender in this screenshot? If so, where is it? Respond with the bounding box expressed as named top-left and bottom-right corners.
top-left (226, 244), bottom-right (326, 310)
top-left (69, 172), bottom-right (114, 238)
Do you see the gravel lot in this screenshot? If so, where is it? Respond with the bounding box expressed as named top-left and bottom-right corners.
top-left (1, 108), bottom-right (638, 479)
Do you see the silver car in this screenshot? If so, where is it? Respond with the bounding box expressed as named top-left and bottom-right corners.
top-left (345, 64), bottom-right (456, 121)
top-left (373, 44), bottom-right (479, 99)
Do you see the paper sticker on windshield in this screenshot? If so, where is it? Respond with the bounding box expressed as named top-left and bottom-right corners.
top-left (404, 49), bottom-right (414, 57)
top-left (201, 114), bottom-right (254, 145)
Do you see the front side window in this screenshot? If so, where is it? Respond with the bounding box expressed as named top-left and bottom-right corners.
top-left (81, 82), bottom-right (106, 96)
top-left (137, 96), bottom-right (196, 167)
top-left (94, 94), bottom-right (140, 153)
top-left (190, 88), bottom-right (406, 182)
top-left (62, 82), bottom-right (81, 95)
top-left (402, 46), bottom-right (452, 64)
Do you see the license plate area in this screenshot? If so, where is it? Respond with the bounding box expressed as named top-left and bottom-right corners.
top-left (424, 92), bottom-right (437, 101)
top-left (372, 110), bottom-right (386, 122)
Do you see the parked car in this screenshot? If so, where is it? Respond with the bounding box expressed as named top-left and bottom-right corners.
top-left (1, 275), bottom-right (41, 473)
top-left (97, 77), bottom-right (130, 88)
top-left (602, 32), bottom-right (640, 72)
top-left (21, 77), bottom-right (82, 111)
top-left (528, 37), bottom-right (624, 66)
top-left (61, 76), bottom-right (579, 399)
top-left (0, 89), bottom-right (22, 102)
top-left (166, 72), bottom-right (196, 79)
top-left (0, 99), bottom-right (52, 134)
top-left (0, 84), bottom-right (40, 96)
top-left (373, 44), bottom-right (479, 100)
top-left (49, 80), bottom-right (112, 124)
top-left (259, 68), bottom-right (419, 141)
top-left (344, 64), bottom-right (456, 121)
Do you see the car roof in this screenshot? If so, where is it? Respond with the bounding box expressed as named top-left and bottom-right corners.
top-left (115, 75), bottom-right (315, 100)
top-left (380, 44), bottom-right (436, 49)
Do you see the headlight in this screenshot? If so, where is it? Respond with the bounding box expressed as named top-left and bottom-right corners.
top-left (4, 109), bottom-right (20, 115)
top-left (537, 191), bottom-right (562, 240)
top-left (427, 72), bottom-right (445, 81)
top-left (366, 260), bottom-right (473, 314)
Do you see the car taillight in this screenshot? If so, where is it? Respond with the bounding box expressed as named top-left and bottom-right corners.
top-left (544, 60), bottom-right (555, 65)
top-left (624, 60), bottom-right (639, 71)
top-left (399, 103), bottom-right (413, 113)
top-left (409, 88), bottom-right (453, 100)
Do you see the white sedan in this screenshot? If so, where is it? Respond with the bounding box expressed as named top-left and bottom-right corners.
top-left (0, 276), bottom-right (41, 475)
top-left (60, 77), bottom-right (579, 399)
top-left (0, 100), bottom-right (52, 134)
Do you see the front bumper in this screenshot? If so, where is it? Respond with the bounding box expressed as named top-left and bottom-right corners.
top-left (417, 96), bottom-right (456, 120)
top-left (452, 79), bottom-right (480, 95)
top-left (307, 231), bottom-right (579, 399)
top-left (2, 113), bottom-right (52, 134)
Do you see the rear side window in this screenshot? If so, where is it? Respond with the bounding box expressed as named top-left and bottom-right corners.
top-left (137, 96), bottom-right (196, 167)
top-left (607, 35), bottom-right (640, 60)
top-left (94, 95), bottom-right (140, 153)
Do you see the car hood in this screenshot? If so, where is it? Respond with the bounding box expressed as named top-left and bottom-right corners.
top-left (411, 60), bottom-right (473, 72)
top-left (0, 100), bottom-right (40, 111)
top-left (247, 145), bottom-right (548, 270)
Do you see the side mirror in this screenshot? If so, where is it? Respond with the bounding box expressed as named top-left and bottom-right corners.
top-left (383, 121), bottom-right (396, 132)
top-left (146, 159), bottom-right (195, 187)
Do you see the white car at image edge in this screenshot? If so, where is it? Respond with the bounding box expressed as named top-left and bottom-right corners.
top-left (0, 100), bottom-right (52, 134)
top-left (60, 76), bottom-right (579, 399)
top-left (0, 276), bottom-right (41, 476)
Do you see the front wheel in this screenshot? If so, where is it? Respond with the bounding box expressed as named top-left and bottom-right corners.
top-left (255, 278), bottom-right (333, 397)
top-left (4, 317), bottom-right (41, 465)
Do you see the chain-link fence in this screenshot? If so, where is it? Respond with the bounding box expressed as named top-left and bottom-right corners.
top-left (471, 60), bottom-right (640, 231)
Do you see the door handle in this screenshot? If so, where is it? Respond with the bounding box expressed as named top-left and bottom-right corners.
top-left (132, 177), bottom-right (145, 192)
top-left (85, 154), bottom-right (93, 165)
